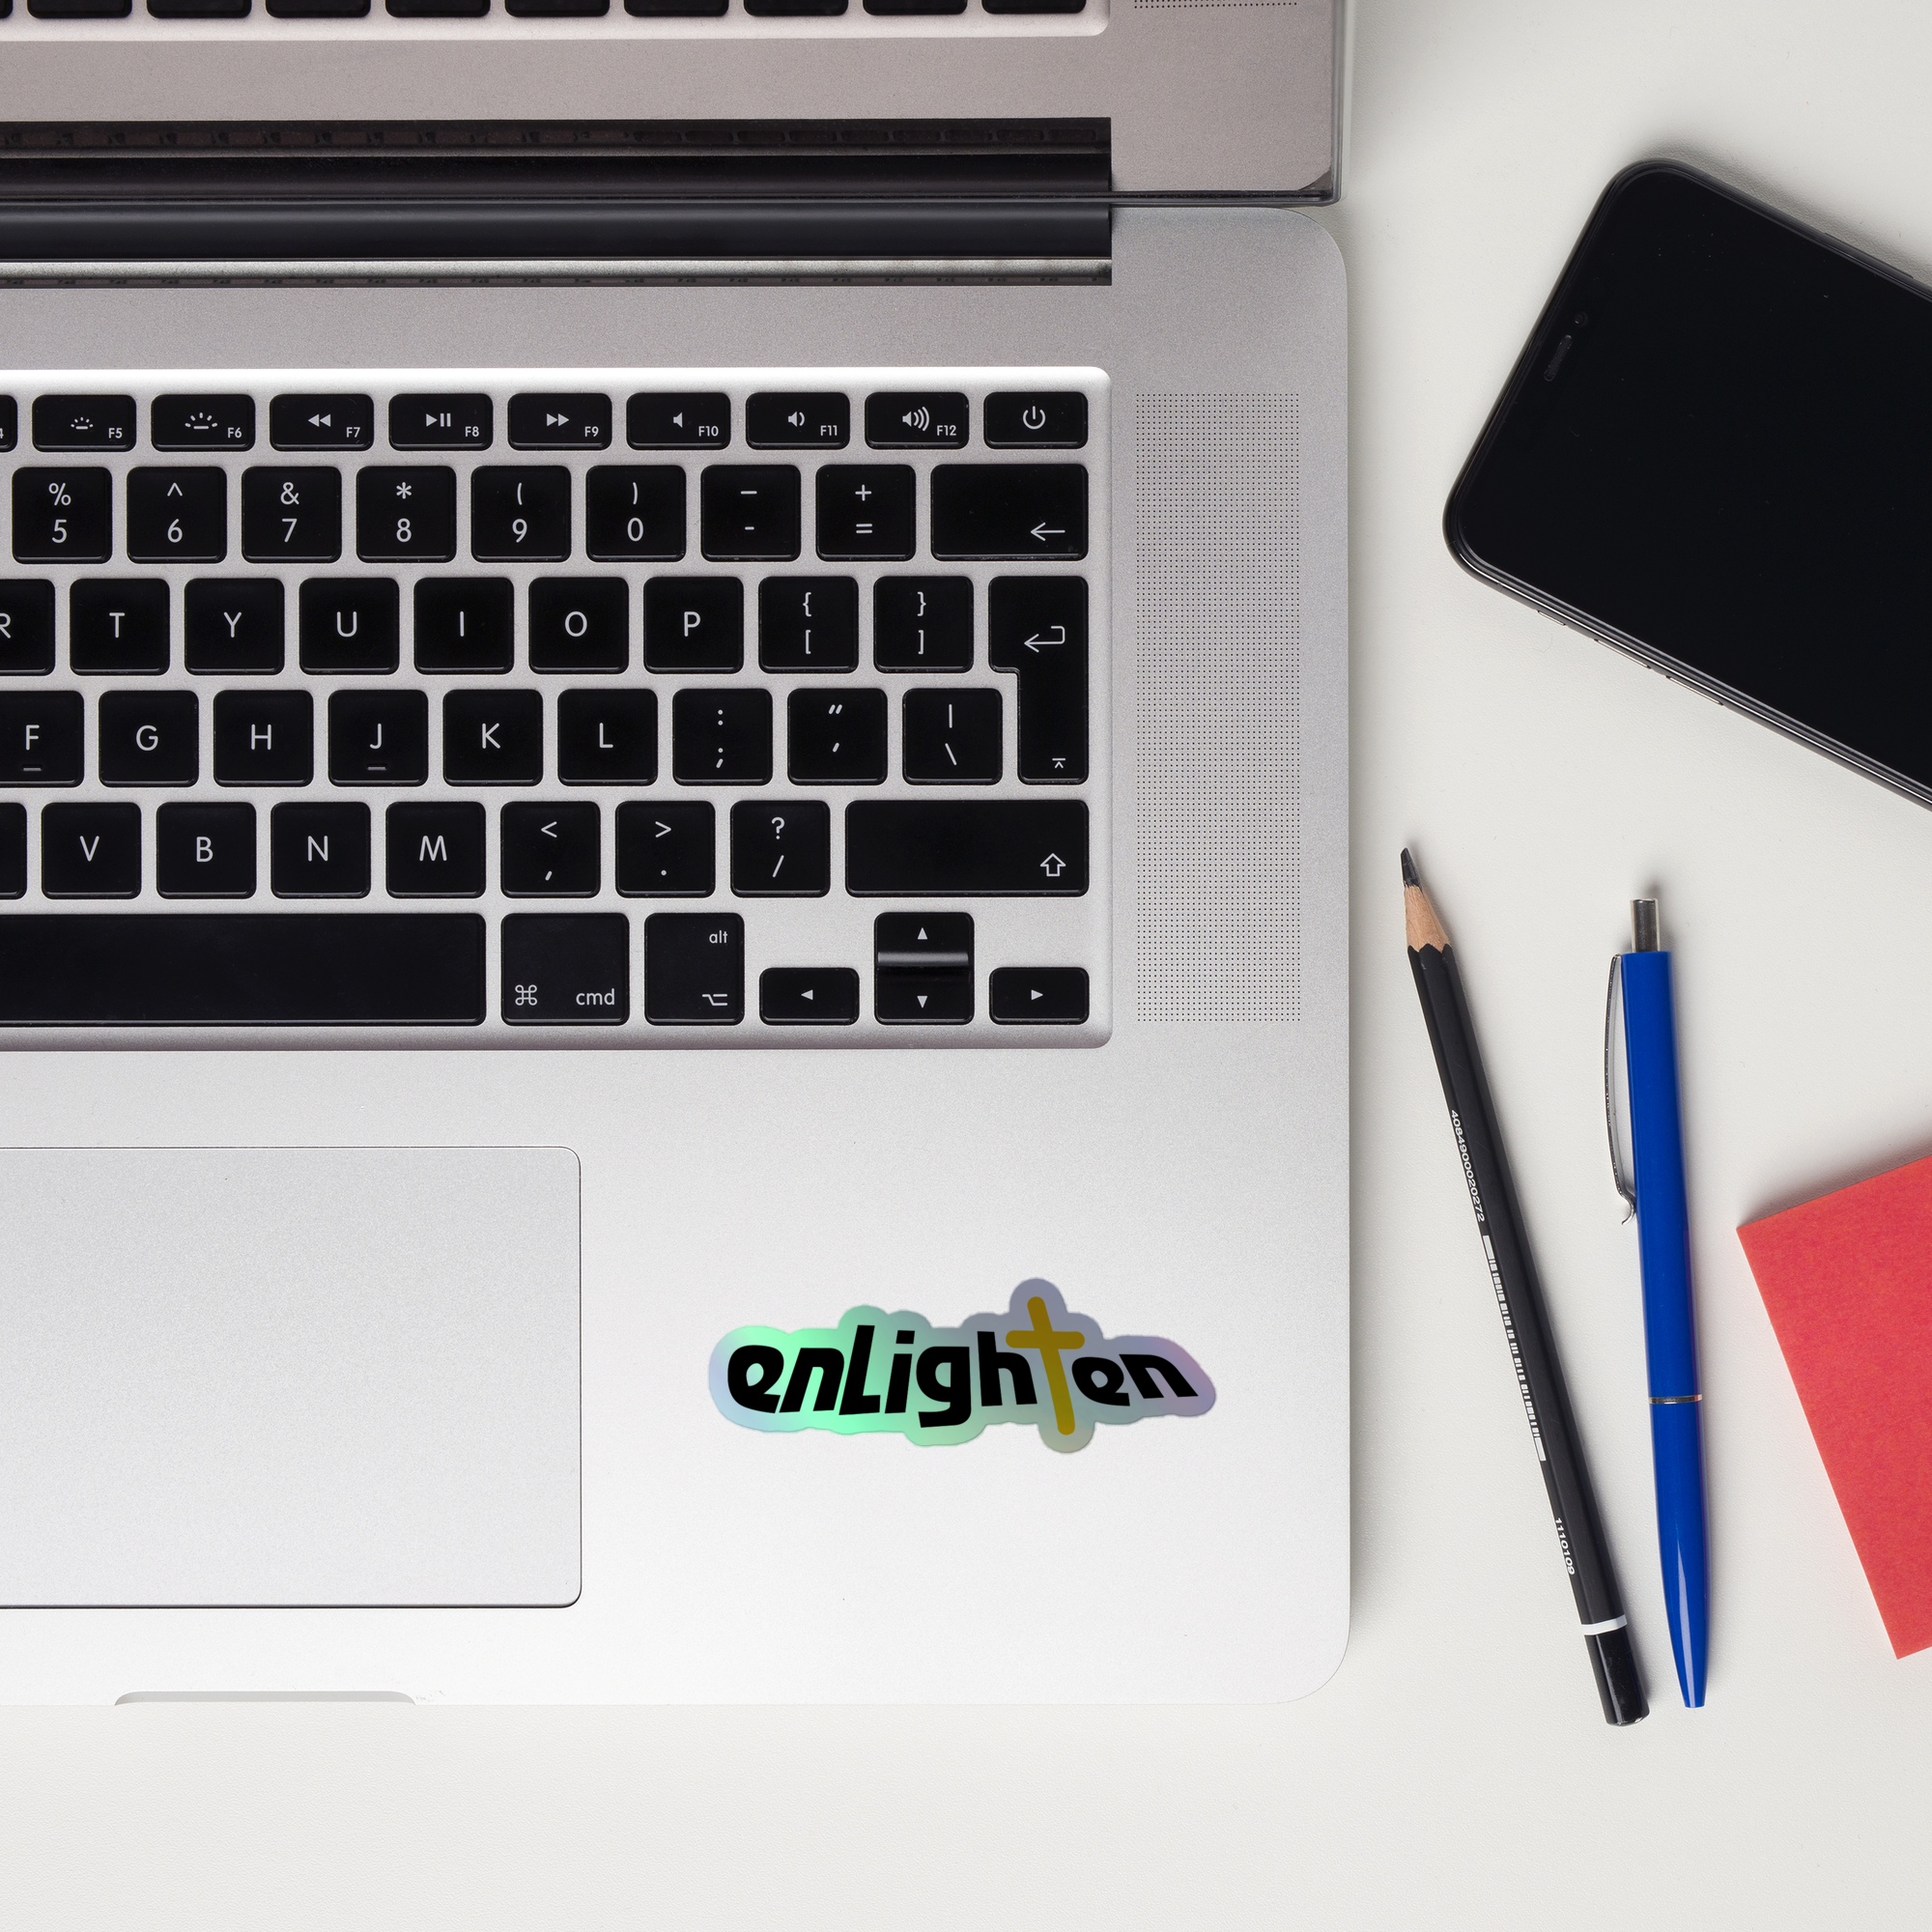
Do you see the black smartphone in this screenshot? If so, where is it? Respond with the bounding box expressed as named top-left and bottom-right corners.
top-left (1447, 161), bottom-right (1932, 806)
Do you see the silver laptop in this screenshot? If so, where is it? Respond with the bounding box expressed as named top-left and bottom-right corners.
top-left (0, 11), bottom-right (1349, 1703)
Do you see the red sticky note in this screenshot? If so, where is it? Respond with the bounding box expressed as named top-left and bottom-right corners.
top-left (1739, 1154), bottom-right (1932, 1658)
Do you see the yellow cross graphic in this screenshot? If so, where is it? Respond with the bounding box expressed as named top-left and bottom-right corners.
top-left (1008, 1294), bottom-right (1088, 1436)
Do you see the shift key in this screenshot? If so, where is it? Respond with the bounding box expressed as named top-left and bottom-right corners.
top-left (844, 800), bottom-right (1087, 895)
top-left (929, 465), bottom-right (1087, 560)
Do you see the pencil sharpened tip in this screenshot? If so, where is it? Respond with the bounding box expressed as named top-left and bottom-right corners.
top-left (1400, 848), bottom-right (1418, 889)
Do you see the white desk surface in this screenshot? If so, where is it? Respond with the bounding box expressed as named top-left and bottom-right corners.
top-left (10, 2), bottom-right (1932, 1924)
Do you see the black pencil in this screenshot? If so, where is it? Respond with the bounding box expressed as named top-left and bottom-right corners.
top-left (1403, 849), bottom-right (1647, 1726)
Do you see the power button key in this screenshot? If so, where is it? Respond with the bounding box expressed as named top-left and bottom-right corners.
top-left (982, 391), bottom-right (1088, 449)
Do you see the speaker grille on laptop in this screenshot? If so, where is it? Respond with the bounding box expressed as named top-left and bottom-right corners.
top-left (1133, 392), bottom-right (1300, 1023)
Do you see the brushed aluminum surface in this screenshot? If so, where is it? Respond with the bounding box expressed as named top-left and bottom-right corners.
top-left (0, 209), bottom-right (1349, 1700)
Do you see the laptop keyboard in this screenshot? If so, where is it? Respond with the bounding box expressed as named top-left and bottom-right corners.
top-left (0, 367), bottom-right (1108, 1041)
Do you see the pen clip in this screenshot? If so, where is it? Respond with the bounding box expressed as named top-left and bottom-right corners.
top-left (1604, 955), bottom-right (1636, 1223)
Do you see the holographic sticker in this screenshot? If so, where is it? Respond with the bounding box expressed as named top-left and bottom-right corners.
top-left (709, 1278), bottom-right (1214, 1455)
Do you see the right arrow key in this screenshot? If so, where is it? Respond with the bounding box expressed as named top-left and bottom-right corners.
top-left (989, 967), bottom-right (1090, 1026)
top-left (929, 464), bottom-right (1087, 560)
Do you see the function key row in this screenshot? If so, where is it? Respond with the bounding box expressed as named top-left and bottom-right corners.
top-left (0, 798), bottom-right (1089, 899)
top-left (0, 681), bottom-right (1081, 786)
top-left (0, 390), bottom-right (1086, 455)
top-left (7, 463), bottom-right (1089, 564)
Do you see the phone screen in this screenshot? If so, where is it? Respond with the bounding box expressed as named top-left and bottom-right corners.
top-left (1447, 163), bottom-right (1932, 799)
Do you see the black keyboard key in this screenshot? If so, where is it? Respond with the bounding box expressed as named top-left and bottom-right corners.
top-left (148, 8), bottom-right (255, 23)
top-left (508, 392), bottom-right (611, 449)
top-left (644, 911), bottom-right (743, 1024)
top-left (299, 579), bottom-right (400, 674)
top-left (864, 0), bottom-right (962, 11)
top-left (672, 688), bottom-right (771, 784)
top-left (13, 469), bottom-right (112, 564)
top-left (501, 914), bottom-right (629, 1022)
top-left (472, 467), bottom-right (571, 562)
top-left (845, 799), bottom-right (1088, 895)
top-left (42, 804), bottom-right (142, 898)
top-left (585, 466), bottom-right (685, 561)
top-left (987, 576), bottom-right (1088, 782)
top-left (903, 689), bottom-right (1001, 784)
top-left (414, 578), bottom-right (514, 673)
top-left (788, 687), bottom-right (887, 784)
top-left (744, 0), bottom-right (844, 11)
top-left (759, 577), bottom-right (858, 672)
top-left (759, 967), bottom-right (859, 1025)
top-left (644, 577), bottom-right (742, 672)
top-left (626, 0), bottom-right (724, 13)
top-left (874, 911), bottom-right (972, 973)
top-left (558, 689), bottom-right (657, 785)
top-left (627, 392), bottom-right (729, 448)
top-left (988, 966), bottom-right (1090, 1023)
top-left (71, 581), bottom-right (169, 674)
top-left (730, 799), bottom-right (830, 896)
top-left (816, 465), bottom-right (915, 561)
top-left (747, 394), bottom-right (849, 449)
top-left (700, 466), bottom-right (800, 561)
top-left (387, 0), bottom-right (486, 13)
top-left (214, 690), bottom-right (313, 785)
top-left (152, 394), bottom-right (256, 451)
top-left (866, 391), bottom-right (969, 449)
top-left (390, 393), bottom-right (492, 451)
top-left (873, 910), bottom-right (973, 1024)
top-left (615, 800), bottom-right (712, 895)
top-left (874, 577), bottom-right (971, 670)
top-left (328, 690), bottom-right (428, 785)
top-left (28, 0), bottom-right (131, 14)
top-left (0, 804), bottom-right (24, 899)
top-left (386, 802), bottom-right (486, 897)
top-left (32, 394), bottom-right (134, 452)
top-left (271, 803), bottom-right (370, 896)
top-left (357, 468), bottom-right (456, 563)
top-left (127, 468), bottom-right (228, 564)
top-left (530, 578), bottom-right (629, 673)
top-left (982, 390), bottom-right (1089, 446)
top-left (982, 0), bottom-right (1086, 10)
top-left (0, 913), bottom-right (484, 1026)
top-left (0, 580), bottom-right (56, 674)
top-left (99, 691), bottom-right (198, 785)
top-left (185, 579), bottom-right (285, 674)
top-left (267, 0), bottom-right (368, 12)
top-left (0, 692), bottom-right (83, 783)
top-left (501, 802), bottom-right (601, 896)
top-left (156, 803), bottom-right (257, 898)
top-left (930, 465), bottom-right (1088, 560)
top-left (242, 466), bottom-right (342, 563)
top-left (0, 399), bottom-right (15, 453)
top-left (444, 689), bottom-right (543, 785)
top-left (270, 393), bottom-right (374, 451)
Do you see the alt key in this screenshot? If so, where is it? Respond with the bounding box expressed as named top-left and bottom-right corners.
top-left (989, 966), bottom-right (1090, 1024)
top-left (759, 966), bottom-right (860, 1026)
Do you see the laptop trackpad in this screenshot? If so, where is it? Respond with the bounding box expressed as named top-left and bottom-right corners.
top-left (0, 1148), bottom-right (580, 1607)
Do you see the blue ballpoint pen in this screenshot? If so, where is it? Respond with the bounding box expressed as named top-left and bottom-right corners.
top-left (1615, 897), bottom-right (1710, 1708)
